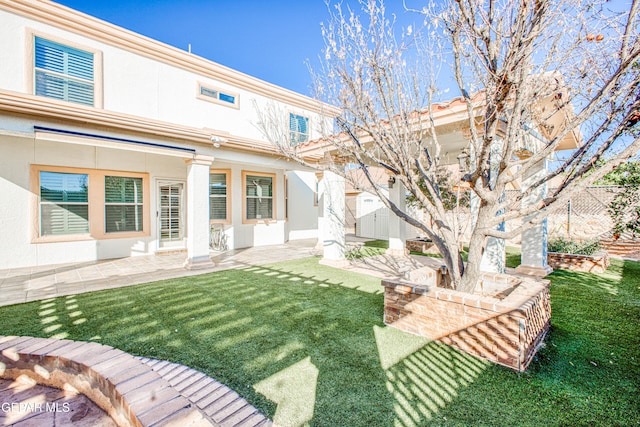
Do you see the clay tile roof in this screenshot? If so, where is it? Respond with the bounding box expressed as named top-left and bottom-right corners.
top-left (297, 92), bottom-right (486, 153)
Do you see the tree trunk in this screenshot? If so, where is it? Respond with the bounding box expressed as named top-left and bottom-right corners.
top-left (459, 233), bottom-right (483, 293)
top-left (457, 206), bottom-right (494, 293)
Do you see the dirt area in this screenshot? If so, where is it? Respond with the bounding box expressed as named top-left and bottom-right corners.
top-left (0, 377), bottom-right (116, 427)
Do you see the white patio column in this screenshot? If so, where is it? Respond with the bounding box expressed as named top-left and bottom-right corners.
top-left (471, 191), bottom-right (506, 274)
top-left (184, 155), bottom-right (215, 270)
top-left (315, 172), bottom-right (325, 253)
top-left (319, 170), bottom-right (347, 266)
top-left (516, 158), bottom-right (553, 277)
top-left (387, 178), bottom-right (408, 257)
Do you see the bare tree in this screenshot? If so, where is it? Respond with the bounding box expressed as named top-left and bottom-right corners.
top-left (257, 0), bottom-right (640, 292)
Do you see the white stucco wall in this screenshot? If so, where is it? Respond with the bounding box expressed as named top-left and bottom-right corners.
top-left (287, 171), bottom-right (319, 240)
top-left (0, 130), bottom-right (307, 268)
top-left (212, 161), bottom-right (289, 250)
top-left (0, 5), bottom-right (327, 270)
top-left (0, 130), bottom-right (191, 269)
top-left (0, 8), bottom-right (327, 143)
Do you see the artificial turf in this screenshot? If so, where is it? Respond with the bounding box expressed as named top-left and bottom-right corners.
top-left (0, 256), bottom-right (638, 426)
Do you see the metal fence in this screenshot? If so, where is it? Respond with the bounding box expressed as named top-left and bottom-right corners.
top-left (505, 186), bottom-right (624, 242)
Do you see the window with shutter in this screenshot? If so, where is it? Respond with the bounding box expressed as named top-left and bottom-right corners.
top-left (34, 37), bottom-right (95, 106)
top-left (33, 166), bottom-right (149, 242)
top-left (105, 176), bottom-right (144, 233)
top-left (243, 172), bottom-right (275, 222)
top-left (289, 113), bottom-right (310, 146)
top-left (210, 171), bottom-right (230, 222)
top-left (39, 171), bottom-right (89, 236)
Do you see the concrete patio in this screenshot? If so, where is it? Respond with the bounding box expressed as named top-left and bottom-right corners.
top-left (0, 237), bottom-right (448, 308)
top-left (0, 239), bottom-right (320, 308)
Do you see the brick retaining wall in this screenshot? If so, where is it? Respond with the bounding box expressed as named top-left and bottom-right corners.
top-left (600, 238), bottom-right (640, 259)
top-left (382, 274), bottom-right (551, 372)
top-left (547, 251), bottom-right (610, 273)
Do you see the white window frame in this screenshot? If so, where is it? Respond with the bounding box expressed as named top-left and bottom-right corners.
top-left (28, 29), bottom-right (103, 108)
top-left (196, 82), bottom-right (240, 109)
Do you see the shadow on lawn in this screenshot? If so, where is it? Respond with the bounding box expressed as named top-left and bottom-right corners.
top-left (0, 260), bottom-right (490, 426)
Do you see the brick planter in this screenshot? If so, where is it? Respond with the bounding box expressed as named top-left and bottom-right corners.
top-left (382, 273), bottom-right (551, 372)
top-left (547, 251), bottom-right (610, 273)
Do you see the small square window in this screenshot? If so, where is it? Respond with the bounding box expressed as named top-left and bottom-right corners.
top-left (39, 171), bottom-right (89, 236)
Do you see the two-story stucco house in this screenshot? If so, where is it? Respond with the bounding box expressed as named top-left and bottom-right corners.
top-left (0, 0), bottom-right (330, 270)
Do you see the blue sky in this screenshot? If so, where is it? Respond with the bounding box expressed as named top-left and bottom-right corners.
top-left (55, 0), bottom-right (422, 97)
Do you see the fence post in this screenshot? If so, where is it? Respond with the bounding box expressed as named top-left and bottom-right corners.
top-left (567, 199), bottom-right (571, 239)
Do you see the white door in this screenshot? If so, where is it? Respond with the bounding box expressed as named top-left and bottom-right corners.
top-left (158, 182), bottom-right (185, 249)
top-left (357, 196), bottom-right (389, 239)
top-left (374, 208), bottom-right (389, 239)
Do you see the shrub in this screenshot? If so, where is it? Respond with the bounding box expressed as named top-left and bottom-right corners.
top-left (548, 237), bottom-right (602, 255)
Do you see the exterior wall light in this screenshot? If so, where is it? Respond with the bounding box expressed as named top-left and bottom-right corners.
top-left (457, 149), bottom-right (470, 173)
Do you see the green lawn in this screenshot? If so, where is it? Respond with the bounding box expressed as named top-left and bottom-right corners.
top-left (0, 256), bottom-right (638, 426)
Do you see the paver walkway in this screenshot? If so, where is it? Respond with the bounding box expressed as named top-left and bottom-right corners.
top-left (0, 237), bottom-right (455, 308)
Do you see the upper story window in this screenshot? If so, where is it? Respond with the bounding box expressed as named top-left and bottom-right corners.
top-left (34, 36), bottom-right (95, 106)
top-left (197, 82), bottom-right (239, 108)
top-left (289, 113), bottom-right (309, 146)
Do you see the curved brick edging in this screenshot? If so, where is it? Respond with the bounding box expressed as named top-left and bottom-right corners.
top-left (0, 336), bottom-right (216, 426)
top-left (138, 358), bottom-right (272, 427)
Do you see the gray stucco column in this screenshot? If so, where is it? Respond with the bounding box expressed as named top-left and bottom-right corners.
top-left (184, 155), bottom-right (215, 270)
top-left (515, 158), bottom-right (553, 277)
top-left (318, 171), bottom-right (347, 265)
top-left (387, 179), bottom-right (408, 257)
